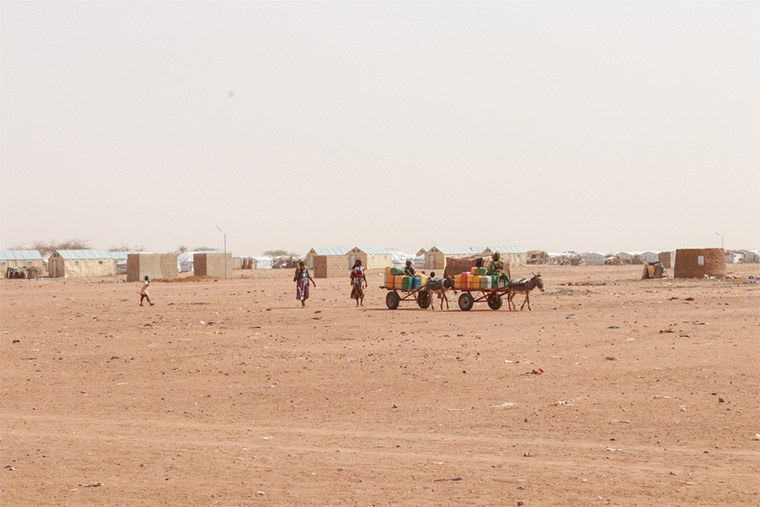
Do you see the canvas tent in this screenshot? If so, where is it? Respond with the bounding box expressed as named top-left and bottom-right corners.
top-left (390, 249), bottom-right (424, 269)
top-left (582, 252), bottom-right (606, 265)
top-left (48, 249), bottom-right (116, 277)
top-left (251, 256), bottom-right (274, 269)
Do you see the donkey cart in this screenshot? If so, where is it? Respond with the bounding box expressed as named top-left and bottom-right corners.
top-left (455, 287), bottom-right (507, 311)
top-left (379, 285), bottom-right (433, 310)
top-left (379, 285), bottom-right (505, 311)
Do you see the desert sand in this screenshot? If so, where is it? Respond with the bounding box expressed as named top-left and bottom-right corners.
top-left (1, 264), bottom-right (758, 506)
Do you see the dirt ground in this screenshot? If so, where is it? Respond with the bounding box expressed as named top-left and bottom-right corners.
top-left (1, 264), bottom-right (758, 506)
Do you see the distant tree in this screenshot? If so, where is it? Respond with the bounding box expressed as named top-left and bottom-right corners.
top-left (110, 244), bottom-right (145, 252)
top-left (263, 249), bottom-right (298, 257)
top-left (194, 246), bottom-right (214, 251)
top-left (175, 245), bottom-right (188, 253)
top-left (30, 239), bottom-right (91, 256)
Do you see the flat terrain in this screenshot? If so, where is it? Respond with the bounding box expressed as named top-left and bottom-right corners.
top-left (1, 264), bottom-right (759, 506)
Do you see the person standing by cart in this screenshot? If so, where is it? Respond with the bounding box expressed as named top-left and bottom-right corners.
top-left (487, 251), bottom-right (509, 285)
top-left (294, 260), bottom-right (316, 307)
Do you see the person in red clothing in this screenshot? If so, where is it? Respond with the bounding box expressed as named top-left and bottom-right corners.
top-left (294, 260), bottom-right (316, 307)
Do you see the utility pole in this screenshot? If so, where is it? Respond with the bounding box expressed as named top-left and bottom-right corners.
top-left (216, 226), bottom-right (227, 278)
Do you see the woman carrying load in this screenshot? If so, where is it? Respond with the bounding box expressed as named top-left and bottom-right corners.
top-left (350, 259), bottom-right (367, 306)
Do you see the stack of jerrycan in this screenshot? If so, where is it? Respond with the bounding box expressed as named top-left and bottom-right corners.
top-left (454, 266), bottom-right (508, 290)
top-left (385, 266), bottom-right (424, 291)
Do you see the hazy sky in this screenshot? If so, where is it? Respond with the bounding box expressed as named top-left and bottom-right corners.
top-left (1, 0), bottom-right (758, 256)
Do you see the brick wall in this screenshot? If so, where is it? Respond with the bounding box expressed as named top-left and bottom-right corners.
top-left (313, 255), bottom-right (346, 278)
top-left (674, 248), bottom-right (726, 278)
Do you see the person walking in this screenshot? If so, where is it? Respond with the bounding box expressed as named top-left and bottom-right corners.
top-left (294, 260), bottom-right (316, 307)
top-left (139, 275), bottom-right (154, 306)
top-left (350, 259), bottom-right (367, 306)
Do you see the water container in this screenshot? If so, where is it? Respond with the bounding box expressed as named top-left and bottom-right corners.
top-left (412, 276), bottom-right (421, 290)
top-left (418, 274), bottom-right (427, 287)
top-left (477, 267), bottom-right (487, 276)
top-left (396, 275), bottom-right (405, 289)
top-left (385, 266), bottom-right (392, 275)
top-left (491, 275), bottom-right (498, 288)
top-left (403, 276), bottom-right (413, 291)
top-left (470, 267), bottom-right (478, 275)
top-left (391, 267), bottom-right (402, 276)
top-left (385, 274), bottom-right (395, 288)
top-left (461, 272), bottom-right (469, 289)
top-left (481, 276), bottom-right (491, 289)
top-left (454, 275), bottom-right (462, 289)
top-left (469, 275), bottom-right (481, 289)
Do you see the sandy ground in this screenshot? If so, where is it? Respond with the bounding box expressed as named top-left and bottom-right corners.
top-left (1, 264), bottom-right (758, 506)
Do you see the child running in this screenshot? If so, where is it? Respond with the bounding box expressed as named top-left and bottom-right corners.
top-left (139, 275), bottom-right (154, 306)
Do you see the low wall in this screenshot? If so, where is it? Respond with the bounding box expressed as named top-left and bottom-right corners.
top-left (674, 248), bottom-right (726, 278)
top-left (194, 253), bottom-right (232, 278)
top-left (127, 253), bottom-right (178, 282)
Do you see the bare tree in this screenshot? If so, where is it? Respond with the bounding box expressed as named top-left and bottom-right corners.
top-left (30, 239), bottom-right (91, 256)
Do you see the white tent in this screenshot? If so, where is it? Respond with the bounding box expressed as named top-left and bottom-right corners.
top-left (252, 256), bottom-right (274, 269)
top-left (390, 250), bottom-right (424, 269)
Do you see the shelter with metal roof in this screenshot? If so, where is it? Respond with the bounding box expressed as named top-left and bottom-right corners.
top-left (305, 246), bottom-right (351, 270)
top-left (0, 250), bottom-right (44, 271)
top-left (347, 246), bottom-right (393, 270)
top-left (48, 249), bottom-right (116, 277)
top-left (423, 246), bottom-right (477, 270)
top-left (476, 246), bottom-right (527, 266)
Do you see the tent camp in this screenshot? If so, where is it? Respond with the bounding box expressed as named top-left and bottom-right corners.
top-left (251, 256), bottom-right (274, 269)
top-left (48, 249), bottom-right (116, 278)
top-left (582, 252), bottom-right (606, 265)
top-left (389, 249), bottom-right (424, 269)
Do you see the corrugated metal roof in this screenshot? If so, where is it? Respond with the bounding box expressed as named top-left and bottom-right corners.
top-left (0, 250), bottom-right (43, 261)
top-left (310, 246), bottom-right (351, 256)
top-left (353, 246), bottom-right (392, 255)
top-left (436, 246), bottom-right (475, 255)
top-left (107, 251), bottom-right (145, 260)
top-left (485, 246), bottom-right (526, 254)
top-left (56, 249), bottom-right (113, 260)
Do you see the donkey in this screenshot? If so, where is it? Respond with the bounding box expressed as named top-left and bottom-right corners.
top-left (507, 272), bottom-right (545, 311)
top-left (424, 273), bottom-right (456, 310)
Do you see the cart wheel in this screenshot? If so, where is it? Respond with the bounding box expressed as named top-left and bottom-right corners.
top-left (487, 293), bottom-right (503, 310)
top-left (386, 291), bottom-right (401, 310)
top-left (458, 293), bottom-right (474, 311)
top-left (417, 290), bottom-right (431, 309)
